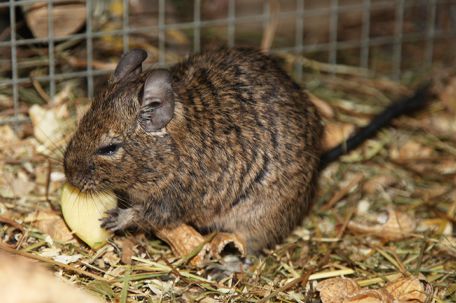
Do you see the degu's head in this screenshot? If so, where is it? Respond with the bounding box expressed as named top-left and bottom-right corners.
top-left (64, 49), bottom-right (177, 192)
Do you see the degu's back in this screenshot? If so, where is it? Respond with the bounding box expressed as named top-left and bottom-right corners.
top-left (165, 48), bottom-right (323, 251)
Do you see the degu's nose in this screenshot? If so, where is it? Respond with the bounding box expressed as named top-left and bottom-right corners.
top-left (63, 151), bottom-right (95, 190)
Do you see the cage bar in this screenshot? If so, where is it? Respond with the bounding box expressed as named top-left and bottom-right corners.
top-left (294, 0), bottom-right (304, 81)
top-left (329, 0), bottom-right (339, 74)
top-left (227, 0), bottom-right (236, 47)
top-left (426, 0), bottom-right (437, 66)
top-left (86, 0), bottom-right (94, 98)
top-left (8, 0), bottom-right (18, 128)
top-left (158, 0), bottom-right (165, 65)
top-left (392, 0), bottom-right (405, 80)
top-left (47, 0), bottom-right (55, 101)
top-left (123, 0), bottom-right (130, 53)
top-left (1, 0), bottom-right (455, 128)
top-left (360, 0), bottom-right (371, 69)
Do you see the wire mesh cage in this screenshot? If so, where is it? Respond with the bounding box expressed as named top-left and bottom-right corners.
top-left (2, 0), bottom-right (456, 126)
top-left (2, 2), bottom-right (456, 300)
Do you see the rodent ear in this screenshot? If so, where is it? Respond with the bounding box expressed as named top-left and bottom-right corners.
top-left (139, 69), bottom-right (175, 132)
top-left (112, 49), bottom-right (147, 82)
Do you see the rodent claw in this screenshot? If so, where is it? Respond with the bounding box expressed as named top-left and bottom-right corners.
top-left (100, 207), bottom-right (135, 232)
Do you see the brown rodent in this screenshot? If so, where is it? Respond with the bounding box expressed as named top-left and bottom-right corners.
top-left (64, 48), bottom-right (322, 253)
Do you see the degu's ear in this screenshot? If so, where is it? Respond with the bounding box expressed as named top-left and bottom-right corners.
top-left (139, 69), bottom-right (175, 132)
top-left (112, 49), bottom-right (147, 83)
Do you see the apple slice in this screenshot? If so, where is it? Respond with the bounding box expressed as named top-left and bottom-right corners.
top-left (60, 183), bottom-right (117, 249)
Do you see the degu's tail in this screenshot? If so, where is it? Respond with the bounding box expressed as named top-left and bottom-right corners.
top-left (319, 83), bottom-right (434, 170)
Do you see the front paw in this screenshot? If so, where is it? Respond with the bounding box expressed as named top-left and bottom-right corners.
top-left (100, 207), bottom-right (135, 232)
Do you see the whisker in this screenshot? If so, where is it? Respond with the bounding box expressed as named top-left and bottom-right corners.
top-left (33, 124), bottom-right (70, 158)
top-left (41, 155), bottom-right (64, 165)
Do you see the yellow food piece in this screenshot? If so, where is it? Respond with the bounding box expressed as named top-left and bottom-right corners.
top-left (60, 183), bottom-right (117, 249)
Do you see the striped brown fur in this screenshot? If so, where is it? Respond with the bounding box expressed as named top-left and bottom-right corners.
top-left (64, 48), bottom-right (323, 253)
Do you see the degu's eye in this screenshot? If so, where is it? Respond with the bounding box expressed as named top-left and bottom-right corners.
top-left (96, 143), bottom-right (121, 156)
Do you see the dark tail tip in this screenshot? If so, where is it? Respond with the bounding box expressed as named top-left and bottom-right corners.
top-left (319, 82), bottom-right (434, 170)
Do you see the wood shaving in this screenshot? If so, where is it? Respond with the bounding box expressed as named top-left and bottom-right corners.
top-left (209, 232), bottom-right (246, 259)
top-left (155, 224), bottom-right (207, 265)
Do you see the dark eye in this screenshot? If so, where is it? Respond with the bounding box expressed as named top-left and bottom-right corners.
top-left (96, 143), bottom-right (121, 156)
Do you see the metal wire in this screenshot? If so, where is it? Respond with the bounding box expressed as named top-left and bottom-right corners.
top-left (294, 0), bottom-right (304, 81)
top-left (2, 1), bottom-right (451, 48)
top-left (2, 29), bottom-right (455, 90)
top-left (360, 0), bottom-right (371, 69)
top-left (329, 0), bottom-right (339, 75)
top-left (2, 0), bottom-right (456, 127)
top-left (194, 0), bottom-right (201, 52)
top-left (122, 0), bottom-right (130, 53)
top-left (227, 0), bottom-right (236, 47)
top-left (426, 0), bottom-right (437, 66)
top-left (392, 0), bottom-right (405, 80)
top-left (158, 0), bottom-right (165, 66)
top-left (47, 0), bottom-right (55, 102)
top-left (8, 0), bottom-right (18, 129)
top-left (86, 0), bottom-right (94, 98)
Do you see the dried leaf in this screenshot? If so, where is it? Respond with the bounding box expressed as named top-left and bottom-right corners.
top-left (439, 76), bottom-right (456, 112)
top-left (199, 297), bottom-right (221, 303)
top-left (119, 238), bottom-right (135, 265)
top-left (419, 218), bottom-right (452, 236)
top-left (25, 210), bottom-right (74, 243)
top-left (435, 159), bottom-right (456, 175)
top-left (415, 184), bottom-right (449, 200)
top-left (323, 122), bottom-right (355, 150)
top-left (29, 104), bottom-right (69, 156)
top-left (0, 125), bottom-right (19, 144)
top-left (389, 140), bottom-right (433, 162)
top-left (8, 171), bottom-right (35, 198)
top-left (345, 288), bottom-right (394, 303)
top-left (403, 159), bottom-right (456, 177)
top-left (0, 130), bottom-right (34, 162)
top-left (102, 250), bottom-right (120, 267)
top-left (348, 209), bottom-right (416, 241)
top-left (422, 113), bottom-right (456, 140)
top-left (308, 92), bottom-right (335, 118)
top-left (438, 236), bottom-right (456, 257)
top-left (316, 277), bottom-right (360, 303)
top-left (317, 276), bottom-right (429, 303)
top-left (385, 276), bottom-right (430, 303)
top-left (363, 175), bottom-right (396, 194)
top-left (23, 3), bottom-right (86, 39)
